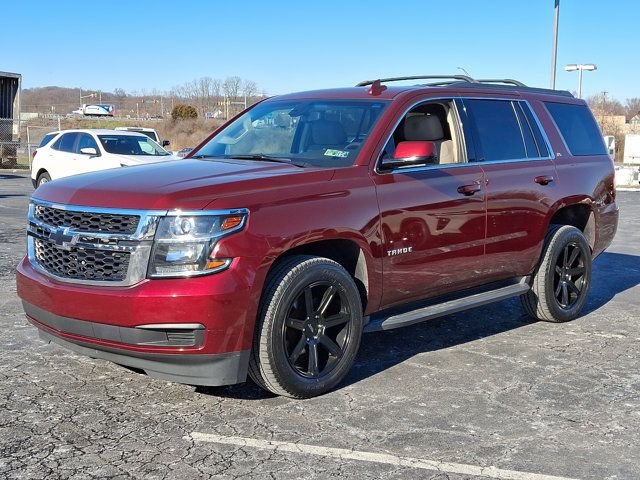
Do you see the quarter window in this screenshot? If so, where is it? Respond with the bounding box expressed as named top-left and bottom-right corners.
top-left (38, 133), bottom-right (58, 148)
top-left (545, 102), bottom-right (607, 156)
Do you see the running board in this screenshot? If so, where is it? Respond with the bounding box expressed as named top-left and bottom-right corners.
top-left (363, 279), bottom-right (530, 333)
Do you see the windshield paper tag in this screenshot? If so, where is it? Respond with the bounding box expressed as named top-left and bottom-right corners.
top-left (324, 149), bottom-right (349, 158)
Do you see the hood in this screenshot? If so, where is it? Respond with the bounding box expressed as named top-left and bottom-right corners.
top-left (118, 154), bottom-right (179, 165)
top-left (33, 158), bottom-right (333, 210)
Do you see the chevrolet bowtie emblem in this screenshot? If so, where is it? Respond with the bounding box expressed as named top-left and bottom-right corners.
top-left (49, 227), bottom-right (78, 251)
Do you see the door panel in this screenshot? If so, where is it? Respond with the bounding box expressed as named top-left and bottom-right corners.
top-left (481, 160), bottom-right (558, 280)
top-left (73, 134), bottom-right (104, 175)
top-left (374, 165), bottom-right (486, 307)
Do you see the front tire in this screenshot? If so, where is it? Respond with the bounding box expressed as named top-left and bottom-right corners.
top-left (249, 255), bottom-right (363, 398)
top-left (36, 172), bottom-right (51, 187)
top-left (522, 225), bottom-right (592, 322)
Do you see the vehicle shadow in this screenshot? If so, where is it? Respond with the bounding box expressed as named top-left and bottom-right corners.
top-left (0, 193), bottom-right (28, 199)
top-left (0, 174), bottom-right (28, 180)
top-left (585, 251), bottom-right (640, 313)
top-left (196, 251), bottom-right (640, 399)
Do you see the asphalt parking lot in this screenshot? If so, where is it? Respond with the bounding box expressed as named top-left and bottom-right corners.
top-left (1, 172), bottom-right (639, 480)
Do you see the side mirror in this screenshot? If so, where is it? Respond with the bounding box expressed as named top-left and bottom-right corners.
top-left (162, 140), bottom-right (170, 147)
top-left (80, 147), bottom-right (98, 156)
top-left (382, 141), bottom-right (437, 169)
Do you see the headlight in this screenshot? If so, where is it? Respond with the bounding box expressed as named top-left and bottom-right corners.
top-left (148, 210), bottom-right (247, 278)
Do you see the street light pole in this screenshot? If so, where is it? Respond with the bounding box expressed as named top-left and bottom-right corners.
top-left (550, 0), bottom-right (560, 89)
top-left (564, 64), bottom-right (597, 99)
top-left (578, 67), bottom-right (583, 98)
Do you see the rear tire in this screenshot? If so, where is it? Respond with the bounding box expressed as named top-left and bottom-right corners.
top-left (249, 255), bottom-right (363, 398)
top-left (36, 172), bottom-right (51, 187)
top-left (522, 225), bottom-right (592, 322)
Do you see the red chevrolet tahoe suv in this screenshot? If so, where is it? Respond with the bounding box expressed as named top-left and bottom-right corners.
top-left (17, 75), bottom-right (618, 398)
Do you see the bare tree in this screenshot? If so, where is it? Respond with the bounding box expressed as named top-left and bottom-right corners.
top-left (587, 92), bottom-right (625, 116)
top-left (588, 92), bottom-right (626, 162)
top-left (242, 80), bottom-right (258, 100)
top-left (625, 97), bottom-right (640, 122)
top-left (223, 76), bottom-right (242, 100)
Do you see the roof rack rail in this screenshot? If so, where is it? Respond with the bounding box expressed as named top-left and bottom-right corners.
top-left (356, 75), bottom-right (477, 87)
top-left (356, 75), bottom-right (573, 98)
top-left (476, 78), bottom-right (526, 87)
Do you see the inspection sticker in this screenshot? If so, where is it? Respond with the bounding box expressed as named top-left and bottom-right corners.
top-left (324, 149), bottom-right (350, 158)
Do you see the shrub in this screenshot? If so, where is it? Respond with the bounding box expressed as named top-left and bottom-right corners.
top-left (171, 104), bottom-right (198, 120)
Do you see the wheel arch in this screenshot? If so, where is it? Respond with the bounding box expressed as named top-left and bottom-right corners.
top-left (262, 237), bottom-right (378, 318)
top-left (547, 199), bottom-right (595, 250)
top-left (35, 168), bottom-right (49, 180)
top-left (265, 238), bottom-right (373, 313)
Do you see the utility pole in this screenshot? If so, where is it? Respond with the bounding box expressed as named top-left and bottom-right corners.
top-left (550, 0), bottom-right (560, 89)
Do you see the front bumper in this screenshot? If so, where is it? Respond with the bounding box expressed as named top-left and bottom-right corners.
top-left (36, 323), bottom-right (249, 386)
top-left (17, 256), bottom-right (261, 386)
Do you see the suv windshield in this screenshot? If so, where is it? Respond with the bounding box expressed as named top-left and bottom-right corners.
top-left (194, 99), bottom-right (388, 167)
top-left (98, 135), bottom-right (170, 156)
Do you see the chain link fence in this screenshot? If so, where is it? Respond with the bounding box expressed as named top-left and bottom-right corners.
top-left (0, 116), bottom-right (61, 169)
top-left (0, 117), bottom-right (19, 168)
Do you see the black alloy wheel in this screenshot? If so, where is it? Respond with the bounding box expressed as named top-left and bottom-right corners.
top-left (249, 255), bottom-right (364, 398)
top-left (522, 225), bottom-right (592, 323)
top-left (282, 282), bottom-right (353, 379)
top-left (553, 242), bottom-right (587, 309)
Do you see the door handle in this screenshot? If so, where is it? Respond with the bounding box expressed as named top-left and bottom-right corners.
top-left (534, 175), bottom-right (554, 185)
top-left (457, 183), bottom-right (482, 196)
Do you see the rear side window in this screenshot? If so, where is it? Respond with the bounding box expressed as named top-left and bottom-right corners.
top-left (52, 133), bottom-right (79, 153)
top-left (466, 99), bottom-right (525, 161)
top-left (38, 133), bottom-right (58, 148)
top-left (141, 131), bottom-right (158, 142)
top-left (514, 103), bottom-right (539, 157)
top-left (545, 102), bottom-right (607, 156)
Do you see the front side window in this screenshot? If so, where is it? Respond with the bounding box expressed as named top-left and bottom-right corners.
top-left (97, 135), bottom-right (170, 156)
top-left (545, 102), bottom-right (607, 156)
top-left (465, 99), bottom-right (526, 161)
top-left (76, 133), bottom-right (99, 153)
top-left (194, 100), bottom-right (388, 168)
top-left (378, 99), bottom-right (464, 170)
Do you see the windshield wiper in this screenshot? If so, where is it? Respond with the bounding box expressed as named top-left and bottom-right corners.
top-left (190, 154), bottom-right (223, 159)
top-left (229, 154), bottom-right (307, 168)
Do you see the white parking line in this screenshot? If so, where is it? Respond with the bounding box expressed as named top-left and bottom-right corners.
top-left (187, 432), bottom-right (579, 480)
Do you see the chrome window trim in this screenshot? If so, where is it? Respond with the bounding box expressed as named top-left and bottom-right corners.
top-left (27, 199), bottom-right (248, 287)
top-left (374, 96), bottom-right (555, 176)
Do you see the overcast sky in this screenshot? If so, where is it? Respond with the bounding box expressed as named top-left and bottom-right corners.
top-left (4, 0), bottom-right (638, 101)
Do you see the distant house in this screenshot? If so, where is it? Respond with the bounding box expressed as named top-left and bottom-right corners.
top-left (630, 113), bottom-right (640, 125)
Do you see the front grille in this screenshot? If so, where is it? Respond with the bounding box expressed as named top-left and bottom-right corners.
top-left (34, 238), bottom-right (130, 281)
top-left (34, 205), bottom-right (139, 234)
